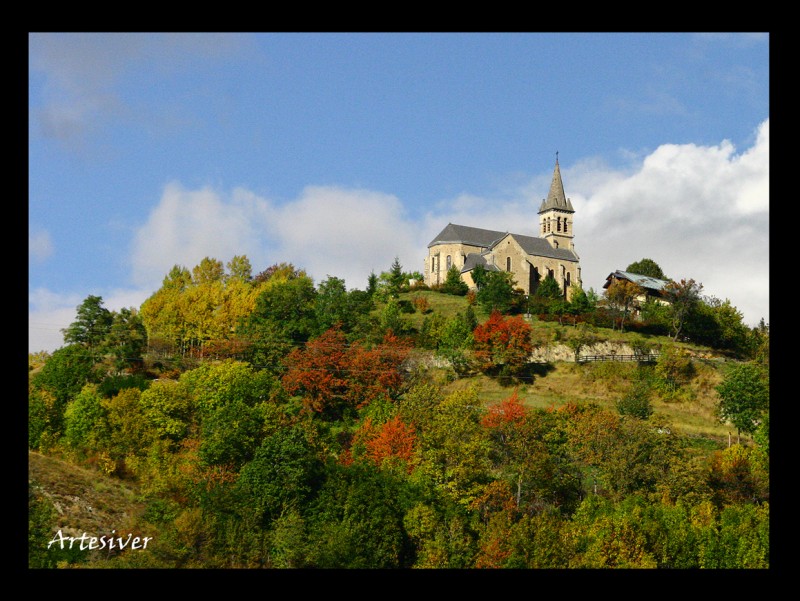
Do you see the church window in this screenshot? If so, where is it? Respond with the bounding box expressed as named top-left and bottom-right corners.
top-left (564, 219), bottom-right (568, 233)
top-left (446, 255), bottom-right (452, 270)
top-left (557, 217), bottom-right (561, 232)
top-left (506, 257), bottom-right (511, 271)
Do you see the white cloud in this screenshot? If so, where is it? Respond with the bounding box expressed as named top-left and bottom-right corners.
top-left (129, 182), bottom-right (424, 293)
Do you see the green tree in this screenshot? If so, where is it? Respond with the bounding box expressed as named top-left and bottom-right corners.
top-left (200, 400), bottom-right (264, 468)
top-left (654, 344), bottom-right (695, 395)
top-left (102, 387), bottom-right (153, 460)
top-left (226, 255), bottom-right (253, 282)
top-left (471, 264), bottom-right (488, 290)
top-left (105, 307), bottom-right (147, 373)
top-left (477, 270), bottom-right (516, 314)
top-left (61, 295), bottom-right (113, 356)
top-left (567, 285), bottom-right (595, 322)
top-left (564, 323), bottom-right (598, 362)
top-left (663, 278), bottom-right (703, 341)
top-left (140, 379), bottom-right (196, 445)
top-left (315, 276), bottom-right (368, 334)
top-left (29, 482), bottom-right (61, 568)
top-left (437, 310), bottom-right (476, 375)
top-left (387, 256), bottom-right (406, 295)
top-left (32, 344), bottom-right (98, 438)
top-left (715, 362), bottom-right (769, 438)
top-left (529, 273), bottom-right (563, 315)
top-left (414, 386), bottom-right (491, 507)
top-left (235, 426), bottom-right (321, 526)
top-left (180, 359), bottom-right (274, 416)
top-left (305, 461), bottom-right (414, 568)
top-left (626, 258), bottom-right (667, 280)
top-left (616, 379), bottom-right (654, 420)
top-left (441, 265), bottom-right (469, 296)
top-left (366, 271), bottom-right (379, 296)
top-left (63, 383), bottom-right (106, 451)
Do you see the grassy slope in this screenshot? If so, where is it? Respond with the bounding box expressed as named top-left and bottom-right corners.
top-left (398, 289), bottom-right (736, 447)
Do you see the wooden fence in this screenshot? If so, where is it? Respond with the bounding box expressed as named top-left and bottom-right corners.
top-left (577, 353), bottom-right (659, 364)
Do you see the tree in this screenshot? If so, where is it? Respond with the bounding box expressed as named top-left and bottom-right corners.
top-left (226, 255), bottom-right (253, 282)
top-left (305, 461), bottom-right (413, 568)
top-left (243, 273), bottom-right (318, 347)
top-left (663, 278), bottom-right (703, 341)
top-left (471, 264), bottom-right (488, 290)
top-left (315, 276), bottom-right (370, 334)
top-left (61, 295), bottom-right (113, 356)
top-left (529, 274), bottom-right (563, 315)
top-left (105, 307), bottom-right (147, 373)
top-left (366, 271), bottom-right (379, 296)
top-left (616, 379), bottom-right (653, 420)
top-left (140, 379), bottom-right (196, 445)
top-left (567, 285), bottom-right (595, 323)
top-left (626, 258), bottom-right (667, 280)
top-left (472, 311), bottom-right (533, 376)
top-left (33, 344), bottom-right (98, 403)
top-left (715, 362), bottom-right (769, 439)
top-left (63, 384), bottom-right (106, 451)
top-left (477, 270), bottom-right (516, 314)
top-left (351, 415), bottom-right (417, 472)
top-left (437, 310), bottom-right (476, 375)
top-left (191, 257), bottom-right (225, 284)
top-left (235, 426), bottom-right (321, 526)
top-left (441, 265), bottom-right (469, 296)
top-left (387, 256), bottom-right (406, 295)
top-left (604, 279), bottom-right (643, 332)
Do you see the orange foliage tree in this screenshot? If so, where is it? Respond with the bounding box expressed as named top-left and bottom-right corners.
top-left (473, 311), bottom-right (533, 375)
top-left (282, 328), bottom-right (412, 418)
top-left (352, 415), bottom-right (417, 472)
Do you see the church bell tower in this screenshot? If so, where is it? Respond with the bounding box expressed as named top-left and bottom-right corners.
top-left (538, 154), bottom-right (575, 251)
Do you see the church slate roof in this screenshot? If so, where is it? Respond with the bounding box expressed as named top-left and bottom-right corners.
top-left (428, 224), bottom-right (579, 263)
top-left (505, 233), bottom-right (579, 262)
top-left (461, 252), bottom-right (499, 273)
top-left (428, 223), bottom-right (507, 249)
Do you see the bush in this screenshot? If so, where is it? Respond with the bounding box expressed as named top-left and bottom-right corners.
top-left (616, 380), bottom-right (653, 420)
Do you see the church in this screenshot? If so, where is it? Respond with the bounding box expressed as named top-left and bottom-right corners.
top-left (423, 158), bottom-right (582, 300)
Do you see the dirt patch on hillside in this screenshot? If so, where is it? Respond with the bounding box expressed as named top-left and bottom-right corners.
top-left (28, 451), bottom-right (145, 542)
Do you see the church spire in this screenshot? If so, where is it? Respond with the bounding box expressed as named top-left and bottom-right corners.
top-left (538, 153), bottom-right (575, 251)
top-left (539, 153), bottom-right (574, 212)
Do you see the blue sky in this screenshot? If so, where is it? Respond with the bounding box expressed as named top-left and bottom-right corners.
top-left (29, 32), bottom-right (769, 353)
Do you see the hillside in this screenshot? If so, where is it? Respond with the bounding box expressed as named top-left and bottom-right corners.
top-left (397, 289), bottom-right (736, 447)
top-left (28, 451), bottom-right (147, 562)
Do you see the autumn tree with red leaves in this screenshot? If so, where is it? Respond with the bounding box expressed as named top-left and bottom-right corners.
top-left (351, 415), bottom-right (417, 472)
top-left (473, 311), bottom-right (533, 375)
top-left (282, 328), bottom-right (411, 419)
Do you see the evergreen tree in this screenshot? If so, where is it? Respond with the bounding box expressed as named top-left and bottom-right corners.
top-left (441, 265), bottom-right (469, 296)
